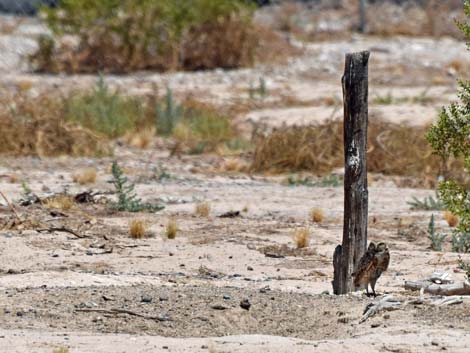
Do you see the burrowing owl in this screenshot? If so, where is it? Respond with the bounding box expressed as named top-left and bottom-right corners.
top-left (352, 242), bottom-right (390, 296)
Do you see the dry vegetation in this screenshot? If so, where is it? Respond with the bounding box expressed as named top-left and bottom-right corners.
top-left (444, 211), bottom-right (459, 228)
top-left (30, 0), bottom-right (293, 74)
top-left (165, 219), bottom-right (178, 239)
top-left (268, 0), bottom-right (464, 40)
top-left (129, 219), bottom-right (148, 239)
top-left (42, 195), bottom-right (75, 211)
top-left (0, 91), bottom-right (109, 157)
top-left (195, 202), bottom-right (211, 218)
top-left (310, 208), bottom-right (324, 224)
top-left (72, 168), bottom-right (97, 185)
top-left (252, 119), bottom-right (463, 187)
top-left (293, 227), bottom-right (311, 249)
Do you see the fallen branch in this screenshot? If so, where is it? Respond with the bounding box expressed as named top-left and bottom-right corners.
top-left (360, 295), bottom-right (401, 323)
top-left (404, 280), bottom-right (470, 296)
top-left (0, 191), bottom-right (21, 221)
top-left (75, 308), bottom-right (170, 321)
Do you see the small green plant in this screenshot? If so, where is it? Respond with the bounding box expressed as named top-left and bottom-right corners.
top-left (155, 87), bottom-right (185, 136)
top-left (411, 87), bottom-right (433, 104)
top-left (452, 232), bottom-right (470, 253)
top-left (286, 174), bottom-right (342, 187)
top-left (111, 161), bottom-right (164, 212)
top-left (373, 92), bottom-right (395, 105)
top-left (65, 75), bottom-right (145, 138)
top-left (458, 255), bottom-right (470, 281)
top-left (427, 214), bottom-right (447, 251)
top-left (407, 192), bottom-right (445, 211)
top-left (249, 77), bottom-right (268, 99)
top-left (21, 181), bottom-right (32, 198)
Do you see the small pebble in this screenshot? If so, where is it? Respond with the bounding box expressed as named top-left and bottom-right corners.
top-left (240, 298), bottom-right (251, 310)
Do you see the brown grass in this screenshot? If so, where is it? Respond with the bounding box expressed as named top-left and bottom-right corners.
top-left (0, 92), bottom-right (109, 157)
top-left (366, 1), bottom-right (464, 38)
top-left (310, 208), bottom-right (324, 223)
top-left (43, 195), bottom-right (75, 211)
top-left (195, 202), bottom-right (211, 218)
top-left (129, 219), bottom-right (148, 239)
top-left (293, 227), bottom-right (310, 249)
top-left (166, 219), bottom-right (178, 239)
top-left (444, 211), bottom-right (459, 228)
top-left (125, 127), bottom-right (155, 149)
top-left (252, 119), bottom-right (462, 187)
top-left (72, 168), bottom-right (97, 185)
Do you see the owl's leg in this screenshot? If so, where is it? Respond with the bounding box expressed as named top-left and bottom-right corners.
top-left (370, 278), bottom-right (377, 297)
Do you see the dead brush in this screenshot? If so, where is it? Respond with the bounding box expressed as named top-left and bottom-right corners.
top-left (72, 167), bottom-right (97, 185)
top-left (30, 1), bottom-right (294, 74)
top-left (444, 210), bottom-right (459, 228)
top-left (0, 91), bottom-right (109, 157)
top-left (165, 219), bottom-right (178, 239)
top-left (129, 219), bottom-right (148, 239)
top-left (195, 202), bottom-right (211, 218)
top-left (293, 227), bottom-right (311, 249)
top-left (310, 208), bottom-right (324, 223)
top-left (252, 119), bottom-right (463, 187)
top-left (43, 195), bottom-right (75, 211)
top-left (124, 127), bottom-right (156, 149)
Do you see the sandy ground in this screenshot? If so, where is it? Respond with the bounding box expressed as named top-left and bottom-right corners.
top-left (1, 13), bottom-right (470, 353)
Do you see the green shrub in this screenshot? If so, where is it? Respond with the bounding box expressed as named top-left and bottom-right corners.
top-left (426, 1), bottom-right (470, 237)
top-left (31, 0), bottom-right (258, 73)
top-left (64, 75), bottom-right (146, 138)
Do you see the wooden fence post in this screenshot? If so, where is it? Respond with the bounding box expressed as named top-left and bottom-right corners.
top-left (333, 51), bottom-right (370, 295)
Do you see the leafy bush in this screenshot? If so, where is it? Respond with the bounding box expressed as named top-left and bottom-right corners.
top-left (31, 0), bottom-right (260, 73)
top-left (65, 75), bottom-right (146, 138)
top-left (426, 1), bottom-right (470, 238)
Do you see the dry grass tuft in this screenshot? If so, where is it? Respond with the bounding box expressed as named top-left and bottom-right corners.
top-left (52, 347), bottom-right (70, 353)
top-left (72, 167), bottom-right (97, 185)
top-left (195, 202), bottom-right (211, 218)
top-left (125, 128), bottom-right (156, 149)
top-left (222, 158), bottom-right (249, 173)
top-left (0, 92), bottom-right (109, 157)
top-left (293, 227), bottom-right (310, 249)
top-left (252, 119), bottom-right (463, 187)
top-left (310, 208), bottom-right (324, 223)
top-left (444, 211), bottom-right (459, 228)
top-left (43, 195), bottom-right (75, 211)
top-left (166, 219), bottom-right (178, 239)
top-left (129, 219), bottom-right (148, 239)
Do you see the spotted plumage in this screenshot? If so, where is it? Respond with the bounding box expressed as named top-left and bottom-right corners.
top-left (352, 242), bottom-right (390, 296)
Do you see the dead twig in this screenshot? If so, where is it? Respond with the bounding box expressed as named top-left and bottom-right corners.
top-left (0, 190), bottom-right (21, 221)
top-left (75, 308), bottom-right (170, 321)
top-left (36, 226), bottom-right (87, 239)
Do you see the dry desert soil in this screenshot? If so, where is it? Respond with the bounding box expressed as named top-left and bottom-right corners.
top-left (0, 13), bottom-right (470, 353)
